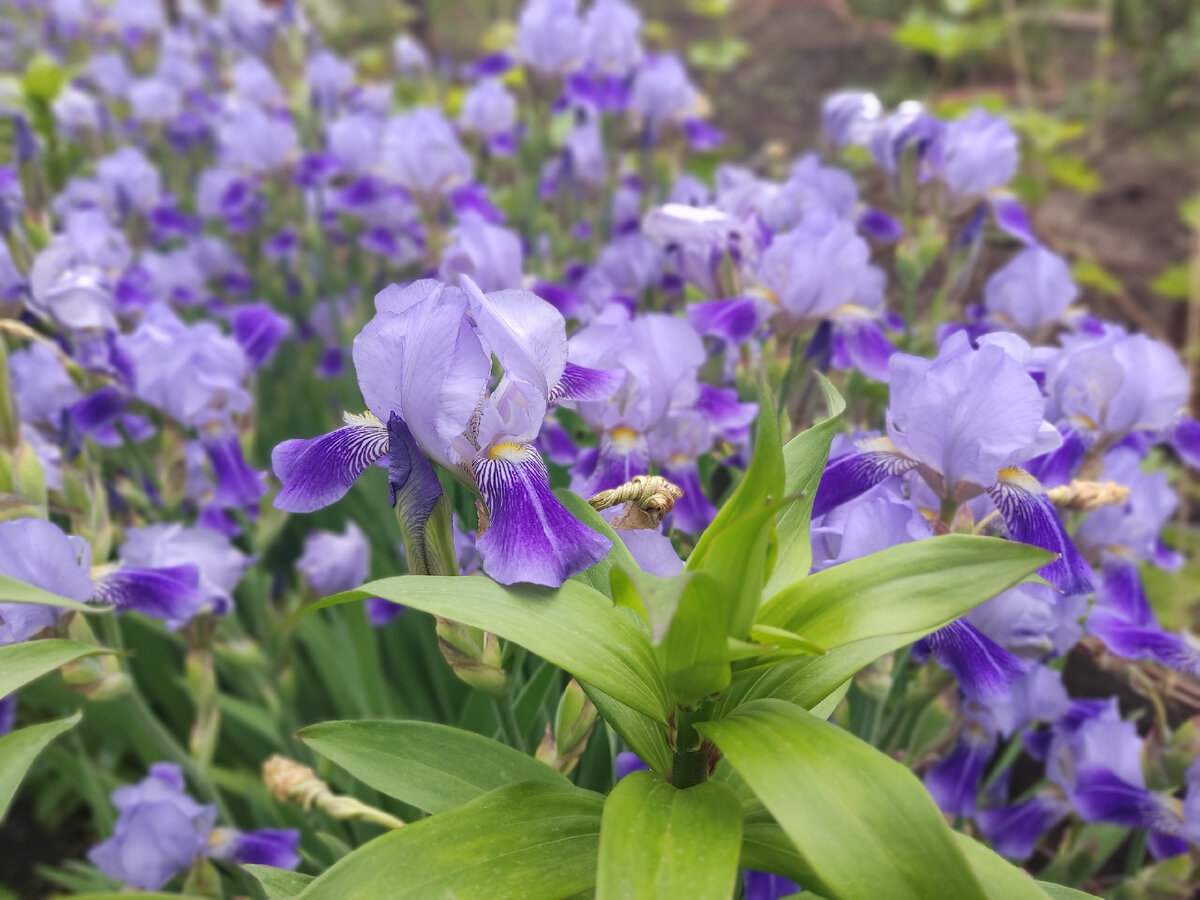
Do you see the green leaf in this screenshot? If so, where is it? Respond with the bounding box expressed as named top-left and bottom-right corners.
top-left (1037, 883), bottom-right (1097, 899)
top-left (0, 712), bottom-right (81, 821)
top-left (698, 699), bottom-right (985, 899)
top-left (298, 783), bottom-right (602, 899)
top-left (687, 37), bottom-right (750, 72)
top-left (0, 639), bottom-right (118, 698)
top-left (558, 490), bottom-right (639, 599)
top-left (764, 374), bottom-right (845, 596)
top-left (244, 865), bottom-right (315, 899)
top-left (299, 719), bottom-right (571, 814)
top-left (596, 771), bottom-right (741, 900)
top-left (689, 377), bottom-right (783, 573)
top-left (1046, 154), bottom-right (1101, 194)
top-left (952, 832), bottom-right (1050, 899)
top-left (1151, 263), bottom-right (1191, 301)
top-left (740, 819), bottom-right (809, 886)
top-left (22, 55), bottom-right (67, 103)
top-left (0, 572), bottom-right (107, 613)
top-left (580, 684), bottom-right (672, 777)
top-left (1071, 260), bottom-right (1123, 298)
top-left (757, 535), bottom-right (1053, 648)
top-left (658, 572), bottom-right (730, 705)
top-left (312, 576), bottom-right (671, 723)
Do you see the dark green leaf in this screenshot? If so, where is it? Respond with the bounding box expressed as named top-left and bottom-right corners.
top-left (697, 700), bottom-right (985, 899)
top-left (299, 719), bottom-right (571, 814)
top-left (0, 713), bottom-right (81, 821)
top-left (558, 490), bottom-right (638, 599)
top-left (0, 639), bottom-right (117, 698)
top-left (1036, 883), bottom-right (1096, 899)
top-left (312, 576), bottom-right (671, 723)
top-left (299, 783), bottom-right (602, 899)
top-left (596, 771), bottom-right (741, 900)
top-left (580, 684), bottom-right (672, 778)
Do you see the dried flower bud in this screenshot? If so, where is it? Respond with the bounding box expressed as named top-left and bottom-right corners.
top-left (588, 475), bottom-right (683, 530)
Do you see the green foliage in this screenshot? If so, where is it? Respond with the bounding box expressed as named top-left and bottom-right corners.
top-left (597, 771), bottom-right (741, 899)
top-left (0, 713), bottom-right (81, 821)
top-left (0, 639), bottom-right (117, 697)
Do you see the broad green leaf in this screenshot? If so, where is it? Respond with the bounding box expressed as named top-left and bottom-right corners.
top-left (1071, 260), bottom-right (1123, 298)
top-left (764, 374), bottom-right (845, 597)
top-left (559, 490), bottom-right (638, 599)
top-left (757, 535), bottom-right (1053, 648)
top-left (580, 683), bottom-right (672, 777)
top-left (596, 771), bottom-right (741, 900)
top-left (689, 377), bottom-right (783, 573)
top-left (0, 712), bottom-right (81, 821)
top-left (0, 572), bottom-right (106, 613)
top-left (0, 639), bottom-right (117, 698)
top-left (243, 866), bottom-right (314, 899)
top-left (740, 819), bottom-right (809, 886)
top-left (952, 832), bottom-right (1050, 899)
top-left (658, 572), bottom-right (730, 705)
top-left (697, 700), bottom-right (985, 900)
top-left (299, 719), bottom-right (571, 814)
top-left (1037, 883), bottom-right (1097, 899)
top-left (1046, 154), bottom-right (1100, 195)
top-left (299, 783), bottom-right (602, 899)
top-left (312, 576), bottom-right (671, 723)
top-left (1151, 263), bottom-right (1190, 301)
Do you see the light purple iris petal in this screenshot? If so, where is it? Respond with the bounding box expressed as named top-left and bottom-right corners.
top-left (930, 109), bottom-right (1019, 200)
top-left (0, 518), bottom-right (93, 643)
top-left (1024, 428), bottom-right (1088, 488)
top-left (811, 481), bottom-right (931, 570)
top-left (810, 448), bottom-right (917, 519)
top-left (366, 596), bottom-right (404, 625)
top-left (986, 471), bottom-right (1095, 595)
top-left (272, 422), bottom-right (391, 513)
top-left (517, 0), bottom-right (584, 76)
top-left (354, 282), bottom-right (490, 468)
top-left (989, 195), bottom-right (1037, 245)
top-left (473, 448), bottom-right (610, 586)
top-left (550, 362), bottom-right (623, 402)
top-left (381, 108), bottom-right (473, 197)
top-left (583, 430), bottom-right (650, 495)
top-left (1088, 609), bottom-right (1200, 676)
top-left (984, 245), bottom-right (1078, 333)
top-left (93, 565), bottom-right (204, 622)
top-left (917, 619), bottom-right (1027, 703)
top-left (887, 332), bottom-right (1057, 498)
top-left (210, 827), bottom-right (301, 869)
top-left (297, 523), bottom-right (370, 596)
top-left (967, 582), bottom-right (1085, 659)
top-left (977, 794), bottom-right (1070, 860)
top-left (924, 728), bottom-right (994, 817)
top-left (685, 298), bottom-right (760, 345)
top-left (439, 215), bottom-right (524, 293)
top-left (463, 278), bottom-right (567, 396)
top-left (616, 527), bottom-right (683, 576)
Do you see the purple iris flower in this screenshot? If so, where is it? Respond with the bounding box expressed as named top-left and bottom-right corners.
top-left (813, 332), bottom-right (1093, 594)
top-left (88, 763), bottom-right (217, 890)
top-left (867, 101), bottom-right (943, 177)
top-left (966, 582), bottom-right (1086, 660)
top-left (581, 0), bottom-right (643, 76)
top-left (614, 751), bottom-right (647, 780)
top-left (821, 89), bottom-right (883, 148)
top-left (0, 518), bottom-right (93, 645)
top-left (117, 523), bottom-right (251, 620)
top-left (1075, 446), bottom-right (1177, 564)
top-left (118, 303), bottom-right (252, 428)
top-left (8, 340), bottom-right (80, 428)
top-left (1044, 324), bottom-right (1188, 442)
top-left (984, 245), bottom-right (1078, 333)
top-left (394, 34), bottom-right (432, 74)
top-left (28, 210), bottom-right (131, 332)
top-left (382, 108), bottom-right (473, 198)
top-left (86, 53), bottom-right (132, 97)
top-left (517, 0), bottom-right (584, 76)
top-left (52, 86), bottom-right (103, 137)
top-left (777, 153), bottom-right (860, 225)
top-left (272, 278), bottom-right (617, 587)
top-left (459, 78), bottom-right (518, 154)
top-left (203, 432), bottom-right (268, 509)
top-left (928, 109), bottom-right (1019, 201)
top-left (306, 50), bottom-right (355, 113)
top-left (757, 208), bottom-right (872, 327)
top-left (978, 794), bottom-right (1072, 860)
top-left (810, 480), bottom-right (932, 571)
top-left (128, 78), bottom-right (183, 125)
top-left (231, 58), bottom-right (286, 108)
top-left (642, 203), bottom-right (758, 298)
top-left (629, 54), bottom-right (697, 132)
top-left (297, 522), bottom-right (370, 596)
top-left (924, 712), bottom-right (995, 817)
top-left (566, 308), bottom-right (705, 494)
top-left (96, 147), bottom-right (163, 217)
top-left (439, 213), bottom-right (524, 293)
top-left (326, 112), bottom-right (385, 173)
top-left (216, 103), bottom-right (298, 174)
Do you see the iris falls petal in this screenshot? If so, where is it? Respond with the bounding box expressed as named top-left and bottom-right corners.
top-left (271, 418), bottom-right (391, 513)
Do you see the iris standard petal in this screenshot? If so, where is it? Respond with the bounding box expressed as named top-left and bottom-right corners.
top-left (463, 277), bottom-right (569, 394)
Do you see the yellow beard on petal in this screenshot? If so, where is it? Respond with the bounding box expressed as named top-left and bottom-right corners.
top-left (487, 441), bottom-right (529, 462)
